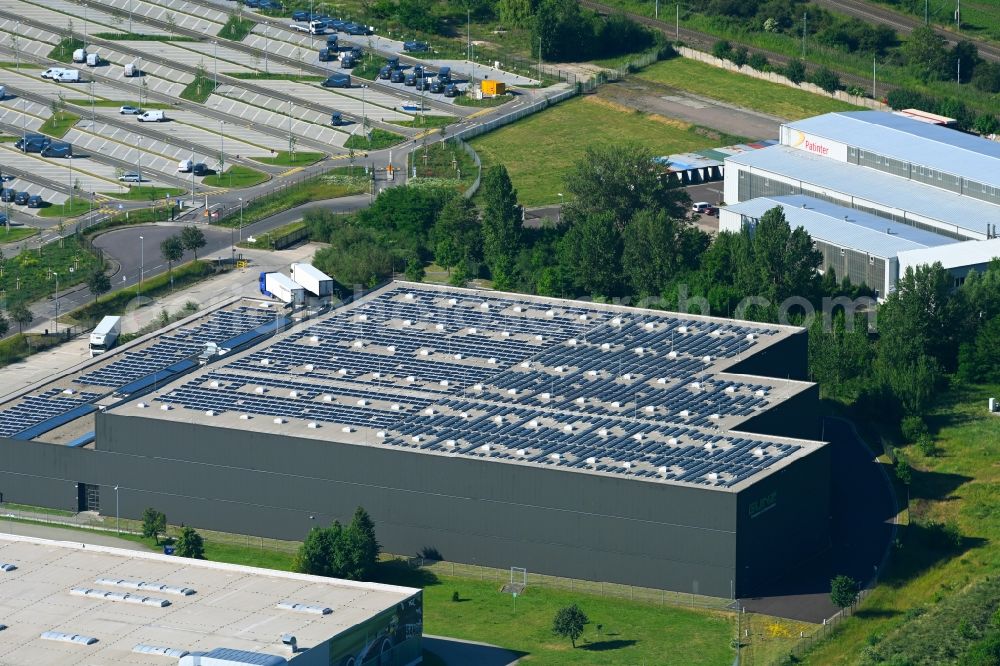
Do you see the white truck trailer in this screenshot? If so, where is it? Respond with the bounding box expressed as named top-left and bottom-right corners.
top-left (89, 316), bottom-right (121, 357)
top-left (289, 263), bottom-right (334, 298)
top-left (259, 272), bottom-right (306, 306)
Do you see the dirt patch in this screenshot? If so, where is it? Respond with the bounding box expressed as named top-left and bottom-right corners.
top-left (584, 94), bottom-right (694, 130)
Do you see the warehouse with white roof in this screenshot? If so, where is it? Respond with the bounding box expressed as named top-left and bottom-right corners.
top-left (723, 111), bottom-right (1000, 293)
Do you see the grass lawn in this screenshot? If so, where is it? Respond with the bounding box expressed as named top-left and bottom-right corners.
top-left (223, 72), bottom-right (324, 81)
top-left (92, 32), bottom-right (197, 42)
top-left (345, 128), bottom-right (405, 150)
top-left (636, 57), bottom-right (862, 121)
top-left (218, 15), bottom-right (256, 41)
top-left (454, 94), bottom-right (514, 108)
top-left (201, 165), bottom-right (269, 188)
top-left (237, 220), bottom-right (305, 249)
top-left (798, 383), bottom-right (1000, 664)
top-left (102, 186), bottom-right (187, 201)
top-left (392, 115), bottom-right (455, 129)
top-left (65, 99), bottom-right (173, 110)
top-left (410, 140), bottom-right (478, 191)
top-left (179, 74), bottom-right (218, 104)
top-left (38, 111), bottom-right (80, 139)
top-left (47, 37), bottom-right (84, 63)
top-left (470, 95), bottom-right (746, 206)
top-left (214, 170), bottom-right (368, 229)
top-left (0, 226), bottom-right (38, 243)
top-left (253, 151), bottom-right (325, 167)
top-left (0, 134), bottom-right (18, 142)
top-left (0, 234), bottom-right (101, 305)
top-left (36, 199), bottom-right (94, 218)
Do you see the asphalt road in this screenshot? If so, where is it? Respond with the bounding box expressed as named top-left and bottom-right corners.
top-left (739, 417), bottom-right (896, 623)
top-left (423, 636), bottom-right (524, 666)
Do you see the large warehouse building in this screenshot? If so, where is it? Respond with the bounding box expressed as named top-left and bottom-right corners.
top-left (0, 534), bottom-right (422, 665)
top-left (0, 282), bottom-right (830, 600)
top-left (722, 111), bottom-right (1000, 294)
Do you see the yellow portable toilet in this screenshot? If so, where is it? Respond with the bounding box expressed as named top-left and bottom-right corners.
top-left (481, 79), bottom-right (506, 96)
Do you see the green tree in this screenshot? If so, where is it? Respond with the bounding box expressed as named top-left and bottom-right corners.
top-left (830, 575), bottom-right (859, 613)
top-left (559, 212), bottom-right (621, 296)
top-left (404, 257), bottom-right (425, 282)
top-left (87, 269), bottom-right (111, 302)
top-left (952, 40), bottom-right (980, 84)
top-left (973, 114), bottom-right (999, 137)
top-left (175, 526), bottom-right (205, 559)
top-left (141, 508), bottom-right (167, 544)
top-left (621, 208), bottom-right (708, 297)
top-left (433, 195), bottom-right (481, 274)
top-left (344, 506), bottom-right (380, 580)
top-left (809, 65), bottom-right (841, 93)
top-left (180, 225), bottom-right (207, 260)
top-left (9, 301), bottom-right (33, 333)
top-left (160, 235), bottom-right (184, 276)
top-left (971, 61), bottom-right (1000, 93)
top-left (564, 143), bottom-right (687, 232)
top-left (480, 165), bottom-right (522, 290)
top-left (878, 262), bottom-right (959, 372)
top-left (552, 603), bottom-right (588, 647)
top-left (295, 524), bottom-right (337, 576)
top-left (903, 26), bottom-right (951, 82)
top-left (784, 58), bottom-right (806, 83)
top-left (498, 0), bottom-right (533, 28)
top-left (533, 0), bottom-right (589, 61)
top-left (740, 206), bottom-right (821, 315)
top-left (0, 310), bottom-right (8, 338)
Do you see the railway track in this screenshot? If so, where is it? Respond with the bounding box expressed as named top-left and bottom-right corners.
top-left (580, 0), bottom-right (893, 95)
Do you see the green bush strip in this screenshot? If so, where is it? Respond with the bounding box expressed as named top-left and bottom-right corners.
top-left (212, 171), bottom-right (368, 229)
top-left (39, 111), bottom-right (80, 139)
top-left (345, 128), bottom-right (405, 150)
top-left (0, 333), bottom-right (68, 367)
top-left (223, 72), bottom-right (325, 81)
top-left (253, 151), bottom-right (325, 167)
top-left (201, 165), bottom-right (269, 188)
top-left (92, 32), bottom-right (198, 41)
top-left (48, 37), bottom-right (85, 63)
top-left (180, 73), bottom-right (218, 104)
top-left (101, 186), bottom-right (187, 201)
top-left (217, 16), bottom-right (256, 41)
top-left (392, 116), bottom-right (456, 129)
top-left (0, 227), bottom-right (38, 243)
top-left (453, 95), bottom-right (514, 108)
top-left (237, 220), bottom-right (305, 249)
top-left (36, 199), bottom-right (95, 218)
top-left (0, 234), bottom-right (102, 306)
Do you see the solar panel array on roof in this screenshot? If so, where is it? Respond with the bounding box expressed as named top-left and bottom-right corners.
top-left (150, 284), bottom-right (804, 489)
top-left (0, 305), bottom-right (281, 441)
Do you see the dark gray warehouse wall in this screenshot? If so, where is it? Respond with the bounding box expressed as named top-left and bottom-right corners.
top-left (726, 329), bottom-right (809, 381)
top-left (92, 414), bottom-right (740, 597)
top-left (0, 439), bottom-right (90, 512)
top-left (736, 384), bottom-right (822, 441)
top-left (735, 442), bottom-right (831, 597)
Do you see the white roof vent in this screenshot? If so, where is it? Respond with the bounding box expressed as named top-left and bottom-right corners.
top-left (677, 325), bottom-right (688, 333)
top-left (40, 631), bottom-right (98, 645)
top-left (468, 327), bottom-right (478, 334)
top-left (390, 403), bottom-right (400, 411)
top-left (579, 314), bottom-right (588, 321)
top-left (338, 368), bottom-right (348, 376)
top-left (725, 386), bottom-right (736, 394)
top-left (575, 397), bottom-right (586, 405)
top-left (277, 601), bottom-right (332, 615)
top-left (255, 386), bottom-right (266, 394)
top-left (598, 428), bottom-right (608, 436)
top-left (357, 399), bottom-right (368, 406)
top-left (440, 379), bottom-right (449, 387)
top-left (357, 314), bottom-right (368, 322)
top-left (587, 370), bottom-right (598, 377)
top-left (545, 309), bottom-right (555, 317)
top-left (310, 335), bottom-right (320, 342)
top-left (411, 435), bottom-right (422, 442)
top-left (622, 373), bottom-right (633, 380)
top-left (341, 426), bottom-right (353, 433)
top-left (528, 419), bottom-right (539, 428)
top-left (404, 293), bottom-right (415, 301)
top-left (424, 408), bottom-right (436, 416)
top-left (535, 334), bottom-right (544, 341)
top-left (520, 361), bottom-right (531, 368)
top-left (403, 319), bottom-right (412, 327)
top-left (159, 404), bottom-right (172, 411)
top-left (512, 305), bottom-right (523, 313)
top-left (555, 365), bottom-right (565, 373)
top-left (448, 297), bottom-right (458, 305)
top-left (260, 358), bottom-right (270, 366)
top-left (644, 322), bottom-right (655, 331)
top-left (501, 331), bottom-right (511, 338)
top-left (304, 364), bottom-right (314, 372)
top-left (668, 437), bottom-right (678, 445)
top-left (540, 392), bottom-right (551, 400)
top-left (703, 355), bottom-right (713, 363)
top-left (372, 372), bottom-right (381, 379)
top-left (644, 406), bottom-right (655, 414)
top-left (601, 343), bottom-right (611, 350)
top-left (493, 415), bottom-right (504, 424)
top-left (611, 317), bottom-right (622, 326)
top-left (406, 375), bottom-right (416, 383)
top-left (611, 401), bottom-right (621, 408)
top-left (473, 383), bottom-right (484, 391)
top-left (635, 347), bottom-right (645, 354)
top-left (708, 472), bottom-right (719, 481)
top-left (351, 340), bottom-right (364, 349)
top-left (209, 381), bottom-right (220, 388)
top-left (563, 424), bottom-right (574, 433)
top-left (704, 442), bottom-right (714, 451)
top-left (376, 431), bottom-right (386, 439)
top-left (480, 444), bottom-right (491, 452)
top-left (658, 466), bottom-right (669, 476)
top-left (657, 377), bottom-right (668, 384)
top-left (445, 439), bottom-right (456, 447)
top-left (204, 410), bottom-right (215, 417)
top-left (667, 351), bottom-right (678, 359)
top-left (691, 382), bottom-right (701, 390)
top-left (623, 461), bottom-right (633, 471)
top-left (239, 414), bottom-right (251, 420)
top-left (507, 388), bottom-right (517, 395)
top-left (567, 338), bottom-right (578, 346)
top-left (322, 394), bottom-right (333, 402)
top-left (755, 389), bottom-right (767, 397)
top-left (386, 345), bottom-right (396, 352)
top-left (550, 453), bottom-right (561, 461)
top-left (435, 324), bottom-right (445, 331)
top-left (133, 645), bottom-right (189, 658)
top-left (136, 402), bottom-right (147, 409)
top-left (480, 302), bottom-right (490, 310)
top-left (289, 391), bottom-right (299, 398)
top-left (710, 413), bottom-right (721, 420)
top-left (746, 333), bottom-right (757, 341)
top-left (516, 448), bottom-right (527, 456)
top-left (586, 456), bottom-right (597, 465)
top-left (273, 417), bottom-right (285, 424)
top-left (487, 357), bottom-right (497, 364)
top-left (679, 409), bottom-right (690, 417)
top-left (419, 349), bottom-right (430, 357)
top-left (307, 422), bottom-right (319, 429)
top-left (753, 448), bottom-right (766, 457)
top-left (62, 388), bottom-right (75, 395)
top-left (633, 433), bottom-right (644, 441)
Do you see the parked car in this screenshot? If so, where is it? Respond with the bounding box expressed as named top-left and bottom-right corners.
top-left (345, 23), bottom-right (371, 35)
top-left (323, 73), bottom-right (351, 87)
top-left (318, 48), bottom-right (335, 62)
top-left (15, 135), bottom-right (50, 153)
top-left (178, 159), bottom-right (193, 172)
top-left (404, 73), bottom-right (416, 86)
top-left (692, 201), bottom-right (718, 216)
top-left (429, 80), bottom-right (444, 94)
top-left (444, 83), bottom-right (460, 97)
top-left (26, 194), bottom-right (43, 208)
top-left (258, 0), bottom-right (282, 9)
top-left (192, 163), bottom-right (209, 176)
top-left (339, 55), bottom-right (356, 69)
top-left (403, 40), bottom-right (428, 52)
top-left (412, 65), bottom-right (424, 78)
top-left (349, 46), bottom-right (363, 59)
top-left (291, 9), bottom-right (313, 21)
top-left (40, 141), bottom-right (72, 158)
top-left (13, 191), bottom-right (30, 205)
top-left (119, 105), bottom-right (141, 115)
top-left (243, 0), bottom-right (260, 7)
top-left (378, 65), bottom-right (392, 80)
top-left (118, 172), bottom-right (142, 182)
top-left (137, 110), bottom-right (165, 122)
top-left (437, 66), bottom-right (451, 82)
top-left (325, 34), bottom-right (338, 47)
top-left (386, 56), bottom-right (399, 69)
top-left (0, 189), bottom-right (16, 202)
top-left (327, 19), bottom-right (347, 31)
top-left (330, 111), bottom-right (345, 126)
top-left (414, 77), bottom-right (431, 91)
top-left (390, 69), bottom-right (405, 83)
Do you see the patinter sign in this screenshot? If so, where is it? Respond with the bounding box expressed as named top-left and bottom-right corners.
top-left (784, 129), bottom-right (848, 163)
top-left (749, 491), bottom-right (778, 519)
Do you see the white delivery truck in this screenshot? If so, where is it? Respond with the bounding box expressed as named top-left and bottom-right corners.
top-left (124, 62), bottom-right (139, 77)
top-left (178, 158), bottom-right (193, 172)
top-left (289, 263), bottom-right (334, 298)
top-left (89, 316), bottom-right (122, 357)
top-left (53, 69), bottom-right (81, 83)
top-left (72, 48), bottom-right (87, 63)
top-left (137, 110), bottom-right (165, 122)
top-left (258, 272), bottom-right (306, 306)
top-left (86, 52), bottom-right (100, 67)
top-left (0, 86), bottom-right (5, 100)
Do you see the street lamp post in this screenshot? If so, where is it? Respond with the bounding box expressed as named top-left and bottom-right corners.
top-left (67, 155), bottom-right (74, 211)
top-left (213, 40), bottom-right (219, 90)
top-left (136, 136), bottom-right (142, 185)
top-left (557, 192), bottom-right (563, 224)
top-left (52, 271), bottom-right (59, 332)
top-left (114, 485), bottom-right (119, 534)
top-left (220, 120), bottom-right (226, 176)
top-left (238, 197), bottom-right (244, 242)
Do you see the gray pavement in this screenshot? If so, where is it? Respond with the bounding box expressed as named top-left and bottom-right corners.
top-left (424, 635), bottom-right (523, 666)
top-left (0, 517), bottom-right (153, 551)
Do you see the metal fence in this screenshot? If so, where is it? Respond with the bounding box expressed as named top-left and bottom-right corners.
top-left (459, 139), bottom-right (483, 199)
top-left (451, 88), bottom-right (578, 143)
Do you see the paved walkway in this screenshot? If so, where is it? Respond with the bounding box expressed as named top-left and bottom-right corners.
top-left (0, 518), bottom-right (152, 551)
top-left (424, 635), bottom-right (524, 666)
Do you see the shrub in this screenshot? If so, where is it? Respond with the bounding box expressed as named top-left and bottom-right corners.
top-left (748, 53), bottom-right (769, 71)
top-left (712, 40), bottom-right (733, 60)
top-left (451, 591), bottom-right (460, 602)
top-left (901, 415), bottom-right (929, 443)
top-left (730, 46), bottom-right (749, 67)
top-left (810, 66), bottom-right (841, 93)
top-left (784, 58), bottom-right (806, 83)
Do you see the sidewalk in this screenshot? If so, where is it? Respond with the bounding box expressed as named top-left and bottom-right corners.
top-left (1, 243), bottom-right (320, 395)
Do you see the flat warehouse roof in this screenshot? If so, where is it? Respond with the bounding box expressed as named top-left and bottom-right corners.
top-left (109, 282), bottom-right (823, 492)
top-left (727, 145), bottom-right (1000, 239)
top-left (726, 194), bottom-right (957, 258)
top-left (0, 534), bottom-right (419, 665)
top-left (785, 111), bottom-right (1000, 189)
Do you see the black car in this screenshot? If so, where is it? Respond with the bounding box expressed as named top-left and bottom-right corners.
top-left (258, 0), bottom-right (281, 9)
top-left (192, 163), bottom-right (209, 176)
top-left (387, 56), bottom-right (399, 69)
top-left (350, 46), bottom-right (363, 59)
top-left (339, 55), bottom-right (356, 69)
top-left (291, 10), bottom-right (312, 21)
top-left (444, 83), bottom-right (460, 97)
top-left (414, 77), bottom-right (431, 91)
top-left (390, 69), bottom-right (405, 83)
top-left (403, 40), bottom-right (428, 52)
top-left (330, 111), bottom-right (345, 126)
top-left (326, 34), bottom-right (338, 47)
top-left (323, 72), bottom-right (351, 86)
top-left (27, 194), bottom-right (43, 208)
top-left (319, 48), bottom-right (335, 62)
top-left (13, 191), bottom-right (30, 205)
top-left (346, 23), bottom-right (370, 35)
top-left (404, 73), bottom-right (416, 86)
top-left (0, 188), bottom-right (15, 202)
top-left (429, 80), bottom-right (444, 94)
top-left (326, 18), bottom-right (346, 31)
top-left (378, 65), bottom-right (392, 80)
top-left (412, 65), bottom-right (423, 78)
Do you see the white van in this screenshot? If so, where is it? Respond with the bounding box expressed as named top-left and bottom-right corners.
top-left (41, 67), bottom-right (70, 79)
top-left (137, 110), bottom-right (165, 122)
top-left (86, 53), bottom-right (100, 67)
top-left (53, 70), bottom-right (81, 83)
top-left (178, 158), bottom-right (193, 172)
top-left (124, 62), bottom-right (139, 77)
top-left (72, 48), bottom-right (87, 63)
